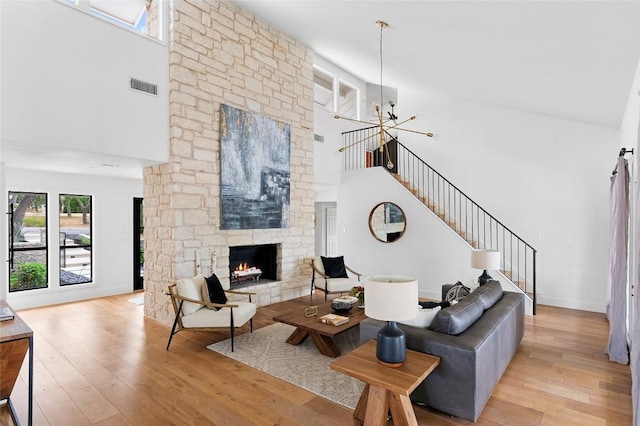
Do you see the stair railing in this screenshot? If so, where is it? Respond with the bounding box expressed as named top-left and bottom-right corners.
top-left (342, 126), bottom-right (537, 314)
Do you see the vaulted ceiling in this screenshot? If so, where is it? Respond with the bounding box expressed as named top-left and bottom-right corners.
top-left (235, 0), bottom-right (640, 129)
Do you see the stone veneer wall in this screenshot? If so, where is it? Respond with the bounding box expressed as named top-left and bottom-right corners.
top-left (143, 1), bottom-right (315, 325)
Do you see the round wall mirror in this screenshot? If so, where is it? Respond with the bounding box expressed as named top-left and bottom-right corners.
top-left (368, 202), bottom-right (406, 243)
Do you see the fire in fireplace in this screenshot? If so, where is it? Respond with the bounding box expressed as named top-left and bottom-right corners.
top-left (229, 244), bottom-right (278, 286)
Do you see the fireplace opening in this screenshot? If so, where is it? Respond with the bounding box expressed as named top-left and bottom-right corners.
top-left (229, 244), bottom-right (278, 287)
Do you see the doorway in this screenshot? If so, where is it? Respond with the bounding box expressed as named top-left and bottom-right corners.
top-left (314, 202), bottom-right (337, 256)
top-left (133, 198), bottom-right (144, 291)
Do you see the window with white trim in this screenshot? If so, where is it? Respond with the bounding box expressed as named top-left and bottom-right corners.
top-left (339, 80), bottom-right (358, 119)
top-left (313, 67), bottom-right (334, 110)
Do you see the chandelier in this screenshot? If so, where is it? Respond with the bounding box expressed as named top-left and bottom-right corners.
top-left (335, 20), bottom-right (434, 169)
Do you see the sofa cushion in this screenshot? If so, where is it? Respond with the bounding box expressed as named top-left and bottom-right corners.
top-left (202, 273), bottom-right (227, 310)
top-left (399, 305), bottom-right (441, 328)
top-left (473, 280), bottom-right (503, 310)
top-left (315, 277), bottom-right (355, 293)
top-left (182, 301), bottom-right (257, 328)
top-left (176, 275), bottom-right (205, 316)
top-left (431, 293), bottom-right (484, 335)
top-left (321, 256), bottom-right (348, 278)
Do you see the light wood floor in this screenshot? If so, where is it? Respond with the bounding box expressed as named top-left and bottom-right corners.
top-left (0, 292), bottom-right (632, 425)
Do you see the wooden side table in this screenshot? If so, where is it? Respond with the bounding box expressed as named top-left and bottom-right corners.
top-left (331, 340), bottom-right (439, 426)
top-left (0, 300), bottom-right (34, 426)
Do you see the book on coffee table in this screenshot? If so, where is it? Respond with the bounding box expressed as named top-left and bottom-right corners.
top-left (319, 313), bottom-right (349, 326)
top-left (0, 307), bottom-right (15, 321)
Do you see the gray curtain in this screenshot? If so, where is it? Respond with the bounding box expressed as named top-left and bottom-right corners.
top-left (607, 156), bottom-right (629, 364)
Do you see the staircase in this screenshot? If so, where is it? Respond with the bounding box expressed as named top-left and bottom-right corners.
top-left (343, 126), bottom-right (537, 313)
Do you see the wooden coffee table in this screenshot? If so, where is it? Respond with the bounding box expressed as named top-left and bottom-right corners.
top-left (273, 300), bottom-right (366, 357)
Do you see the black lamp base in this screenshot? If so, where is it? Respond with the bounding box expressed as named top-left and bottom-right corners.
top-left (376, 321), bottom-right (406, 367)
top-left (478, 270), bottom-right (493, 286)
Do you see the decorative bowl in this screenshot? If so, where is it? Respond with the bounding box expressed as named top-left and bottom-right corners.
top-left (331, 301), bottom-right (353, 313)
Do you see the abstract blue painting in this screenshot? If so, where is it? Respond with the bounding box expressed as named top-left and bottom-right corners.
top-left (220, 104), bottom-right (291, 229)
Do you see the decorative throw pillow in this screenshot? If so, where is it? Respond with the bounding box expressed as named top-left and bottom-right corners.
top-left (320, 256), bottom-right (348, 278)
top-left (202, 273), bottom-right (227, 310)
top-left (399, 305), bottom-right (441, 328)
top-left (419, 301), bottom-right (451, 310)
top-left (444, 281), bottom-right (471, 303)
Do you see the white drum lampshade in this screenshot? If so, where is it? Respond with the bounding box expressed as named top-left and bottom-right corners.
top-left (365, 276), bottom-right (418, 367)
top-left (470, 250), bottom-right (501, 286)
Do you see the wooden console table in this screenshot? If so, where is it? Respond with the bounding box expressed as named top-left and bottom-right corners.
top-left (0, 300), bottom-right (33, 426)
top-left (331, 340), bottom-right (439, 425)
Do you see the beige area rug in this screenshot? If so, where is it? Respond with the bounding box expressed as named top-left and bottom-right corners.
top-left (207, 322), bottom-right (364, 409)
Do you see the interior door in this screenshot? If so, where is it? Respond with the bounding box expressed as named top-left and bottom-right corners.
top-left (133, 198), bottom-right (144, 291)
top-left (325, 205), bottom-right (337, 256)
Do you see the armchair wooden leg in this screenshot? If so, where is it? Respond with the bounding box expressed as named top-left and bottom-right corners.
top-left (166, 301), bottom-right (184, 350)
top-left (250, 318), bottom-right (253, 333)
top-left (166, 313), bottom-right (180, 350)
top-left (310, 277), bottom-right (315, 304)
top-left (230, 308), bottom-right (235, 352)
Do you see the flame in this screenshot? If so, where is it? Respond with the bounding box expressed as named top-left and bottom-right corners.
top-left (235, 262), bottom-right (248, 272)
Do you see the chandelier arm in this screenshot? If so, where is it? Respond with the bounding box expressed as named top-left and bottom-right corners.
top-left (380, 116), bottom-right (416, 132)
top-left (333, 114), bottom-right (380, 127)
top-left (387, 127), bottom-right (435, 138)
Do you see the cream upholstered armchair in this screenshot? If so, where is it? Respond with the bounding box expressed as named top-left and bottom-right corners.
top-left (166, 274), bottom-right (256, 351)
top-left (310, 256), bottom-right (362, 301)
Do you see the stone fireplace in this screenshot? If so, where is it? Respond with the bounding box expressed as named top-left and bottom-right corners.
top-left (142, 1), bottom-right (315, 326)
top-left (229, 243), bottom-right (279, 287)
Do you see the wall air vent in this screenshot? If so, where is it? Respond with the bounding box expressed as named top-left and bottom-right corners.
top-left (130, 78), bottom-right (158, 96)
top-left (314, 134), bottom-right (325, 143)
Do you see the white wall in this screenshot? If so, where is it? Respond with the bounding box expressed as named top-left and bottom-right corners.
top-left (313, 55), bottom-right (367, 201)
top-left (0, 0), bottom-right (169, 163)
top-left (313, 55), bottom-right (622, 312)
top-left (391, 93), bottom-right (620, 312)
top-left (620, 58), bottom-right (640, 333)
top-left (621, 59), bottom-right (640, 161)
top-left (4, 168), bottom-right (141, 309)
top-left (0, 164), bottom-right (6, 302)
top-left (339, 167), bottom-right (480, 300)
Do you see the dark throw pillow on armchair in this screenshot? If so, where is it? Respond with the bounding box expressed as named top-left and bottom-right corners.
top-left (320, 256), bottom-right (349, 278)
top-left (203, 273), bottom-right (227, 310)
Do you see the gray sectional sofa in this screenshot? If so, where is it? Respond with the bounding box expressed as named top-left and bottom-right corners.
top-left (359, 281), bottom-right (525, 422)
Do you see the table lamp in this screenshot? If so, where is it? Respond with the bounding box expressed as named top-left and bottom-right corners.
top-left (470, 250), bottom-right (501, 286)
top-left (364, 276), bottom-right (418, 367)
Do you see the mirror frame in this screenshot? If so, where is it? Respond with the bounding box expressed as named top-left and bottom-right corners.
top-left (368, 202), bottom-right (406, 243)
